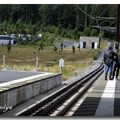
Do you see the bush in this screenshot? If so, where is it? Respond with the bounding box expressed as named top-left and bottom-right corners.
top-left (99, 31), bottom-right (104, 39)
top-left (72, 45), bottom-right (75, 53)
top-left (21, 41), bottom-right (29, 45)
top-left (49, 37), bottom-right (55, 44)
top-left (54, 46), bottom-right (58, 53)
top-left (7, 42), bottom-right (11, 53)
top-left (93, 55), bottom-right (97, 60)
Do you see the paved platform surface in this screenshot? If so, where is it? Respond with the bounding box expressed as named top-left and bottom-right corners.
top-left (0, 68), bottom-right (52, 84)
top-left (73, 73), bottom-right (120, 116)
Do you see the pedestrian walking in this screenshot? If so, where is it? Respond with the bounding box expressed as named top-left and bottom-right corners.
top-left (112, 49), bottom-right (119, 80)
top-left (103, 44), bottom-right (117, 80)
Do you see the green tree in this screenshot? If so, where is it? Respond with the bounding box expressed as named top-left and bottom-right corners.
top-left (99, 31), bottom-right (104, 39)
top-left (61, 43), bottom-right (63, 51)
top-left (49, 37), bottom-right (55, 44)
top-left (32, 23), bottom-right (38, 35)
top-left (15, 19), bottom-right (23, 29)
top-left (90, 29), bottom-right (98, 37)
top-left (20, 28), bottom-right (26, 34)
top-left (72, 45), bottom-right (75, 53)
top-left (66, 30), bottom-right (72, 38)
top-left (67, 24), bottom-right (72, 30)
top-left (54, 46), bottom-right (58, 53)
top-left (73, 27), bottom-right (79, 39)
top-left (43, 34), bottom-right (49, 45)
top-left (58, 24), bottom-right (63, 35)
top-left (40, 41), bottom-right (44, 51)
top-left (78, 43), bottom-right (80, 51)
top-left (61, 29), bottom-right (66, 37)
top-left (50, 25), bottom-right (56, 33)
top-left (7, 42), bottom-right (11, 54)
top-left (54, 29), bottom-right (59, 38)
top-left (84, 27), bottom-right (91, 36)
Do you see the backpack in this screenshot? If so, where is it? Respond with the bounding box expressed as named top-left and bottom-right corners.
top-left (118, 55), bottom-right (120, 64)
top-left (109, 51), bottom-right (114, 59)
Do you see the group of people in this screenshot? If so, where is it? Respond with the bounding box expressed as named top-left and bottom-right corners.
top-left (103, 43), bottom-right (120, 80)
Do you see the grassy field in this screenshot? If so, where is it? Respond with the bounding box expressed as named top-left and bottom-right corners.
top-left (0, 40), bottom-right (107, 81)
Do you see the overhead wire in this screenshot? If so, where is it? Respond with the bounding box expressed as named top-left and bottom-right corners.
top-left (98, 4), bottom-right (111, 18)
top-left (99, 13), bottom-right (116, 26)
top-left (77, 5), bottom-right (116, 30)
top-left (77, 6), bottom-right (99, 26)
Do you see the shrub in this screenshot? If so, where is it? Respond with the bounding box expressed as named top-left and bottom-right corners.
top-left (21, 41), bottom-right (29, 45)
top-left (72, 45), bottom-right (75, 53)
top-left (93, 55), bottom-right (97, 60)
top-left (99, 31), bottom-right (104, 39)
top-left (54, 46), bottom-right (58, 53)
top-left (7, 42), bottom-right (11, 53)
top-left (49, 37), bottom-right (55, 44)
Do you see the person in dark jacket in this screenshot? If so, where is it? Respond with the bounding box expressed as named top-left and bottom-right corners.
top-left (103, 45), bottom-right (117, 80)
top-left (112, 49), bottom-right (119, 80)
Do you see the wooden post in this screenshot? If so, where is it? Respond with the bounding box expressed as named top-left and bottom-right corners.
top-left (3, 55), bottom-right (5, 69)
top-left (36, 57), bottom-right (38, 71)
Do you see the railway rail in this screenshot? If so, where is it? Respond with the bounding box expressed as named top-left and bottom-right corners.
top-left (16, 61), bottom-right (104, 116)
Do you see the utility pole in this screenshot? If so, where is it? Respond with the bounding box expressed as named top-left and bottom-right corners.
top-left (116, 4), bottom-right (120, 52)
top-left (84, 5), bottom-right (87, 27)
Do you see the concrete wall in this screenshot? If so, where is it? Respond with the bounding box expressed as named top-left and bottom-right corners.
top-left (80, 36), bottom-right (100, 49)
top-left (0, 73), bottom-right (62, 113)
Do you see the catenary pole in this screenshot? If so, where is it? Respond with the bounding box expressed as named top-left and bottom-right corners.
top-left (116, 4), bottom-right (120, 52)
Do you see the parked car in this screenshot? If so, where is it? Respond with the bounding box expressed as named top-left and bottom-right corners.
top-left (21, 37), bottom-right (28, 41)
top-left (37, 34), bottom-right (43, 38)
top-left (11, 34), bottom-right (16, 37)
top-left (18, 34), bottom-right (23, 37)
top-left (26, 34), bottom-right (31, 41)
top-left (34, 38), bottom-right (38, 42)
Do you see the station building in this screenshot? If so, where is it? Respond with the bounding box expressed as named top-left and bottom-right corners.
top-left (80, 36), bottom-right (100, 49)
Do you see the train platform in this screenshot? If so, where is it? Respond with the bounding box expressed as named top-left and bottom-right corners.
top-left (0, 83), bottom-right (66, 117)
top-left (73, 73), bottom-right (120, 116)
top-left (0, 70), bottom-right (120, 117)
top-left (0, 68), bottom-right (51, 84)
top-left (0, 68), bottom-right (62, 116)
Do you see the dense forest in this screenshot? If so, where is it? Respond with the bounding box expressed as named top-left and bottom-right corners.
top-left (0, 4), bottom-right (117, 41)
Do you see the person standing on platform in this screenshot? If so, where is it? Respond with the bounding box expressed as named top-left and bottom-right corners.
top-left (112, 49), bottom-right (119, 80)
top-left (103, 44), bottom-right (117, 80)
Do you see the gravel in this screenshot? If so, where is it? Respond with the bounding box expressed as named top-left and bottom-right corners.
top-left (62, 62), bottom-right (101, 85)
top-left (62, 39), bottom-right (112, 85)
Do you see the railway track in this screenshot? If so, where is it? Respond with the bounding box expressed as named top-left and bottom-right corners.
top-left (16, 61), bottom-right (104, 116)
